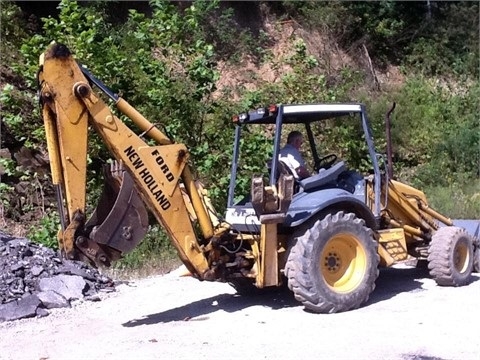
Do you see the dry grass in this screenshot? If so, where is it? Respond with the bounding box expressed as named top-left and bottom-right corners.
top-left (1, 217), bottom-right (28, 237)
top-left (104, 257), bottom-right (183, 281)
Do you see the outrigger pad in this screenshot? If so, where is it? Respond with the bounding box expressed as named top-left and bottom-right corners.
top-left (85, 161), bottom-right (149, 254)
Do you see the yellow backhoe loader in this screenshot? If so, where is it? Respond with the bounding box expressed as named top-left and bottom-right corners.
top-left (38, 43), bottom-right (479, 313)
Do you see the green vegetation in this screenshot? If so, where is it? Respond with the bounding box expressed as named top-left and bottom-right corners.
top-left (285, 1), bottom-right (479, 77)
top-left (1, 0), bottom-right (478, 270)
top-left (112, 225), bottom-right (178, 273)
top-left (359, 78), bottom-right (479, 185)
top-left (27, 211), bottom-right (61, 249)
top-left (424, 180), bottom-right (480, 219)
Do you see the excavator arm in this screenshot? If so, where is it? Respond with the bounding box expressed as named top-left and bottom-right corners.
top-left (38, 43), bottom-right (228, 279)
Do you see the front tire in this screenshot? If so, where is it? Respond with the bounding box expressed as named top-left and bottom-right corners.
top-left (285, 211), bottom-right (379, 313)
top-left (427, 226), bottom-right (474, 286)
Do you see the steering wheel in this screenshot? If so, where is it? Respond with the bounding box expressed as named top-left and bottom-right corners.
top-left (315, 154), bottom-right (337, 171)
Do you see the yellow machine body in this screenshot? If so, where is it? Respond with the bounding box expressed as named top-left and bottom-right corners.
top-left (38, 43), bottom-right (478, 315)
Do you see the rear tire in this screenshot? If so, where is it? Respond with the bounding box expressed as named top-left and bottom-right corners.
top-left (427, 226), bottom-right (473, 286)
top-left (285, 211), bottom-right (379, 313)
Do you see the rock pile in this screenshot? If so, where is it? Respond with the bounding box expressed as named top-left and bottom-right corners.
top-left (0, 230), bottom-right (116, 322)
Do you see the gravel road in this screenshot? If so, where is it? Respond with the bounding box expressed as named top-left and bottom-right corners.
top-left (1, 264), bottom-right (479, 360)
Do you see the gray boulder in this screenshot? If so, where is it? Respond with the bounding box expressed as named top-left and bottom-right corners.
top-left (37, 290), bottom-right (70, 309)
top-left (38, 275), bottom-right (87, 301)
top-left (0, 294), bottom-right (41, 322)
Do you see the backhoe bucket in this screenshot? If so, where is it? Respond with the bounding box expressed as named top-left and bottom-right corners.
top-left (82, 161), bottom-right (149, 265)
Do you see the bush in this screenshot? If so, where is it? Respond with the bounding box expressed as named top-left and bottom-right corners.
top-left (357, 77), bottom-right (479, 187)
top-left (113, 224), bottom-right (178, 270)
top-left (424, 180), bottom-right (480, 219)
top-left (28, 211), bottom-right (60, 249)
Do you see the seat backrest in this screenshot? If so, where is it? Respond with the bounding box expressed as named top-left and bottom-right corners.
top-left (277, 160), bottom-right (295, 178)
top-left (277, 160), bottom-right (300, 193)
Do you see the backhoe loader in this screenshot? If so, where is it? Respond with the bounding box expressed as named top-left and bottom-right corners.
top-left (38, 43), bottom-right (480, 313)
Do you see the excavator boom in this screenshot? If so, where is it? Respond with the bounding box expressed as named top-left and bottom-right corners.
top-left (38, 43), bottom-right (226, 278)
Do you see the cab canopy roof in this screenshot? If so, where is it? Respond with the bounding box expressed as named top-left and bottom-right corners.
top-left (234, 103), bottom-right (365, 125)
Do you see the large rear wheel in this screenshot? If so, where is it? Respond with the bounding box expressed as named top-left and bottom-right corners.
top-left (285, 211), bottom-right (379, 313)
top-left (428, 226), bottom-right (474, 286)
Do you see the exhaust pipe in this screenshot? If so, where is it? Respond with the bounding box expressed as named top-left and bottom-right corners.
top-left (385, 102), bottom-right (396, 179)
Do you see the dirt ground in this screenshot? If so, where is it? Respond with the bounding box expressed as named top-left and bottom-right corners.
top-left (1, 265), bottom-right (479, 360)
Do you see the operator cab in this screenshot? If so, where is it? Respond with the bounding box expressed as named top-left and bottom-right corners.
top-left (225, 103), bottom-right (382, 233)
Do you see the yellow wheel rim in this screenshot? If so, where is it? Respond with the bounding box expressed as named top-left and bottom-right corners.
top-left (320, 233), bottom-right (367, 293)
top-left (454, 241), bottom-right (470, 273)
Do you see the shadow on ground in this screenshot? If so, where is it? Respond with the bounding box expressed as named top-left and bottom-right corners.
top-left (401, 354), bottom-right (447, 360)
top-left (364, 265), bottom-right (429, 307)
top-left (366, 263), bottom-right (480, 308)
top-left (122, 287), bottom-right (298, 327)
top-left (123, 265), bottom-right (479, 326)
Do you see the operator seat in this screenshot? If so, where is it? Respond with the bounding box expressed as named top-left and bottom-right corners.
top-left (299, 161), bottom-right (347, 192)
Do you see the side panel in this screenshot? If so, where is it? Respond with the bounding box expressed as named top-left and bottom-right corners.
top-left (225, 206), bottom-right (261, 233)
top-left (284, 188), bottom-right (376, 229)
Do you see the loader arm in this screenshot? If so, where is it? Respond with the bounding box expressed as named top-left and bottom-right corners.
top-left (38, 43), bottom-right (227, 279)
